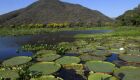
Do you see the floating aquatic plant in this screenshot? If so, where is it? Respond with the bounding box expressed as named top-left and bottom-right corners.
top-left (114, 66), bottom-right (140, 80)
top-left (55, 56), bottom-right (80, 65)
top-left (86, 61), bottom-right (116, 73)
top-left (36, 53), bottom-right (61, 62)
top-left (80, 54), bottom-right (106, 61)
top-left (0, 70), bottom-right (19, 79)
top-left (30, 75), bottom-right (63, 80)
top-left (29, 62), bottom-right (61, 75)
top-left (119, 54), bottom-right (140, 63)
top-left (88, 73), bottom-right (118, 80)
top-left (2, 56), bottom-right (32, 67)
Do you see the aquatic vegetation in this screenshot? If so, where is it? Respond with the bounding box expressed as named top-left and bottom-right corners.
top-left (90, 50), bottom-right (111, 57)
top-left (30, 75), bottom-right (63, 80)
top-left (80, 54), bottom-right (106, 61)
top-left (55, 56), bottom-right (81, 65)
top-left (2, 56), bottom-right (32, 67)
top-left (114, 66), bottom-right (140, 80)
top-left (73, 40), bottom-right (88, 47)
top-left (126, 49), bottom-right (140, 55)
top-left (88, 73), bottom-right (118, 80)
top-left (63, 63), bottom-right (84, 70)
top-left (0, 70), bottom-right (19, 79)
top-left (36, 50), bottom-right (57, 55)
top-left (119, 54), bottom-right (140, 63)
top-left (36, 53), bottom-right (61, 62)
top-left (22, 44), bottom-right (57, 51)
top-left (29, 62), bottom-right (61, 75)
top-left (86, 61), bottom-right (116, 73)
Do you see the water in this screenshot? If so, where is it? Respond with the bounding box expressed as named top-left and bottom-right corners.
top-left (0, 30), bottom-right (112, 61)
top-left (106, 54), bottom-right (119, 62)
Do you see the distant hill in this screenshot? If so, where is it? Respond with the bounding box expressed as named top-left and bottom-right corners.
top-left (0, 0), bottom-right (112, 26)
top-left (116, 5), bottom-right (140, 26)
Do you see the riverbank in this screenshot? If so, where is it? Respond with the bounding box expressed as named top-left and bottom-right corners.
top-left (1, 26), bottom-right (139, 36)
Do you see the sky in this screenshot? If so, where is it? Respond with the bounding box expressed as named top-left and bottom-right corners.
top-left (0, 0), bottom-right (140, 17)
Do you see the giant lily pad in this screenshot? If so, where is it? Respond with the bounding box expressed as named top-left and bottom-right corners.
top-left (88, 73), bottom-right (118, 80)
top-left (119, 54), bottom-right (140, 63)
top-left (80, 54), bottom-right (106, 61)
top-left (2, 56), bottom-right (32, 66)
top-left (30, 75), bottom-right (63, 80)
top-left (36, 53), bottom-right (61, 62)
top-left (36, 50), bottom-right (57, 55)
top-left (55, 56), bottom-right (80, 65)
top-left (114, 66), bottom-right (140, 80)
top-left (0, 70), bottom-right (19, 79)
top-left (91, 50), bottom-right (111, 56)
top-left (86, 61), bottom-right (116, 73)
top-left (29, 62), bottom-right (61, 75)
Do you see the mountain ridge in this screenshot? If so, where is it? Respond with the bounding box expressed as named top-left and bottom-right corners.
top-left (0, 0), bottom-right (112, 26)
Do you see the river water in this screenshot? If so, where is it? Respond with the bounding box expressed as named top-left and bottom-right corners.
top-left (0, 30), bottom-right (112, 61)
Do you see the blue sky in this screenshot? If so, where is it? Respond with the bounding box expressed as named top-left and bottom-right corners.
top-left (0, 0), bottom-right (140, 17)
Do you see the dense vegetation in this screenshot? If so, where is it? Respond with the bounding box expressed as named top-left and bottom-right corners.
top-left (116, 5), bottom-right (140, 26)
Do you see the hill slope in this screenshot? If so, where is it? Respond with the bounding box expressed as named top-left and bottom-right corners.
top-left (116, 5), bottom-right (140, 26)
top-left (0, 0), bottom-right (112, 26)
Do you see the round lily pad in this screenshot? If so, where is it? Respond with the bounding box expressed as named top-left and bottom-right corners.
top-left (29, 62), bottom-right (61, 75)
top-left (114, 66), bottom-right (140, 80)
top-left (63, 63), bottom-right (84, 70)
top-left (88, 73), bottom-right (118, 80)
top-left (80, 54), bottom-right (106, 61)
top-left (119, 54), bottom-right (140, 63)
top-left (30, 75), bottom-right (63, 80)
top-left (91, 50), bottom-right (111, 56)
top-left (0, 70), bottom-right (19, 79)
top-left (36, 53), bottom-right (61, 62)
top-left (2, 56), bottom-right (32, 66)
top-left (86, 61), bottom-right (116, 73)
top-left (55, 56), bottom-right (80, 65)
top-left (36, 50), bottom-right (57, 55)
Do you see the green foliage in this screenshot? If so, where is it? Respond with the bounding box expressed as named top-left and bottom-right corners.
top-left (35, 50), bottom-right (58, 60)
top-left (86, 61), bottom-right (116, 73)
top-left (91, 50), bottom-right (111, 57)
top-left (0, 70), bottom-right (19, 79)
top-left (2, 56), bottom-right (32, 67)
top-left (114, 66), bottom-right (140, 80)
top-left (36, 50), bottom-right (57, 55)
top-left (55, 56), bottom-right (81, 65)
top-left (30, 75), bottom-right (63, 80)
top-left (116, 6), bottom-right (140, 26)
top-left (80, 54), bottom-right (106, 61)
top-left (28, 62), bottom-right (61, 75)
top-left (119, 54), bottom-right (140, 63)
top-left (88, 73), bottom-right (118, 80)
top-left (63, 63), bottom-right (84, 70)
top-left (36, 53), bottom-right (61, 62)
top-left (22, 44), bottom-right (56, 51)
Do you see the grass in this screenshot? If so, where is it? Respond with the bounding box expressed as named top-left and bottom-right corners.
top-left (0, 27), bottom-right (113, 36)
top-left (74, 26), bottom-right (140, 38)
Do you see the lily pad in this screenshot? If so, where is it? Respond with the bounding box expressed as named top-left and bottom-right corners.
top-left (114, 66), bottom-right (140, 80)
top-left (91, 50), bottom-right (111, 56)
top-left (36, 53), bottom-right (61, 62)
top-left (55, 56), bottom-right (80, 65)
top-left (29, 62), bottom-right (61, 75)
top-left (2, 56), bottom-right (32, 66)
top-left (30, 75), bottom-right (63, 80)
top-left (36, 50), bottom-right (57, 55)
top-left (88, 73), bottom-right (118, 80)
top-left (0, 70), bottom-right (19, 79)
top-left (119, 54), bottom-right (140, 63)
top-left (86, 61), bottom-right (116, 73)
top-left (80, 54), bottom-right (106, 61)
